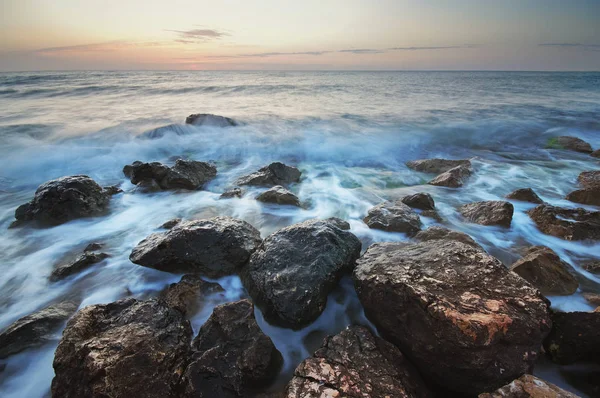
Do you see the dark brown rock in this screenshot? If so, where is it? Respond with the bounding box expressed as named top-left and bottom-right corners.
top-left (219, 187), bottom-right (243, 199)
top-left (478, 374), bottom-right (581, 398)
top-left (543, 310), bottom-right (600, 365)
top-left (236, 162), bottom-right (301, 187)
top-left (185, 113), bottom-right (237, 127)
top-left (363, 200), bottom-right (422, 236)
top-left (428, 165), bottom-right (472, 188)
top-left (527, 204), bottom-right (600, 241)
top-left (354, 240), bottom-right (551, 395)
top-left (123, 159), bottom-right (217, 191)
top-left (582, 260), bottom-right (600, 274)
top-left (566, 170), bottom-right (600, 206)
top-left (414, 226), bottom-right (481, 249)
top-left (421, 209), bottom-right (443, 222)
top-left (591, 149), bottom-right (600, 158)
top-left (402, 192), bottom-right (435, 210)
top-left (158, 274), bottom-right (224, 316)
top-left (406, 158), bottom-right (471, 174)
top-left (460, 201), bottom-right (514, 227)
top-left (551, 136), bottom-right (593, 153)
top-left (50, 252), bottom-right (109, 282)
top-left (256, 185), bottom-right (301, 207)
top-left (506, 188), bottom-right (544, 204)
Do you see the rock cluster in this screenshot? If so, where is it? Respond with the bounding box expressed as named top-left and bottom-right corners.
top-left (123, 159), bottom-right (217, 191)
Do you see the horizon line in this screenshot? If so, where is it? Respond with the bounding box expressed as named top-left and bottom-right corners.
top-left (1, 68), bottom-right (599, 73)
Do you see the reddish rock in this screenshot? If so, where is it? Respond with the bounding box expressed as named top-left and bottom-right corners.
top-left (478, 374), bottom-right (580, 398)
top-left (527, 204), bottom-right (600, 241)
top-left (428, 165), bottom-right (472, 188)
top-left (566, 170), bottom-right (600, 206)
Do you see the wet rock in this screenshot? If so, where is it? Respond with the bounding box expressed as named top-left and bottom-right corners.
top-left (219, 187), bottom-right (243, 199)
top-left (185, 113), bottom-right (237, 127)
top-left (123, 159), bottom-right (217, 191)
top-left (363, 200), bottom-right (422, 236)
top-left (50, 252), bottom-right (110, 282)
top-left (550, 136), bottom-right (593, 153)
top-left (237, 162), bottom-right (301, 187)
top-left (402, 192), bottom-right (435, 210)
top-left (256, 185), bottom-right (301, 207)
top-left (506, 188), bottom-right (544, 204)
top-left (141, 124), bottom-right (191, 139)
top-left (52, 298), bottom-right (192, 398)
top-left (421, 209), bottom-right (443, 222)
top-left (130, 217), bottom-right (262, 277)
top-left (406, 158), bottom-right (471, 174)
top-left (582, 260), bottom-right (600, 274)
top-left (583, 293), bottom-right (600, 306)
top-left (460, 201), bottom-right (514, 227)
top-left (84, 242), bottom-right (103, 252)
top-left (324, 217), bottom-right (350, 230)
top-left (414, 226), bottom-right (481, 249)
top-left (135, 177), bottom-right (162, 193)
top-left (566, 170), bottom-right (600, 206)
top-left (354, 240), bottom-right (551, 395)
top-left (160, 218), bottom-right (182, 229)
top-left (509, 246), bottom-right (579, 296)
top-left (181, 300), bottom-right (282, 397)
top-left (428, 164), bottom-right (472, 188)
top-left (0, 301), bottom-right (78, 359)
top-left (543, 310), bottom-right (600, 365)
top-left (591, 149), bottom-right (600, 158)
top-left (527, 204), bottom-right (600, 241)
top-left (159, 274), bottom-right (224, 317)
top-left (103, 185), bottom-right (123, 195)
top-left (242, 219), bottom-right (361, 329)
top-left (11, 175), bottom-right (110, 227)
top-left (478, 374), bottom-right (581, 398)
top-left (285, 326), bottom-right (433, 398)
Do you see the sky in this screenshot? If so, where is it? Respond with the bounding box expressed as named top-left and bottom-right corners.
top-left (1, 0), bottom-right (599, 71)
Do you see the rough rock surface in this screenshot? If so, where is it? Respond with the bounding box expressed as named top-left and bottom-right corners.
top-left (51, 298), bottom-right (192, 398)
top-left (123, 159), bottom-right (217, 191)
top-left (552, 136), bottom-right (593, 153)
top-left (406, 158), bottom-right (471, 174)
top-left (242, 219), bottom-right (361, 329)
top-left (12, 175), bottom-right (110, 227)
top-left (256, 185), bottom-right (301, 207)
top-left (0, 301), bottom-right (78, 359)
top-left (236, 162), bottom-right (301, 187)
top-left (161, 218), bottom-right (182, 229)
top-left (103, 185), bottom-right (123, 196)
top-left (354, 240), bottom-right (551, 395)
top-left (220, 187), bottom-right (243, 199)
top-left (478, 374), bottom-right (581, 398)
top-left (527, 204), bottom-right (600, 241)
top-left (181, 300), bottom-right (282, 397)
top-left (543, 310), bottom-right (600, 365)
top-left (50, 252), bottom-right (109, 282)
top-left (402, 192), bottom-right (435, 210)
top-left (363, 200), bottom-right (422, 236)
top-left (582, 260), bottom-right (600, 274)
top-left (509, 246), bottom-right (579, 296)
top-left (566, 170), bottom-right (600, 206)
top-left (506, 188), bottom-right (544, 204)
top-left (158, 274), bottom-right (224, 316)
top-left (460, 201), bottom-right (514, 227)
top-left (285, 326), bottom-right (433, 398)
top-left (414, 226), bottom-right (481, 249)
top-left (130, 217), bottom-right (262, 277)
top-left (428, 164), bottom-right (472, 188)
top-left (583, 293), bottom-right (600, 306)
top-left (325, 217), bottom-right (351, 230)
top-left (185, 113), bottom-right (237, 127)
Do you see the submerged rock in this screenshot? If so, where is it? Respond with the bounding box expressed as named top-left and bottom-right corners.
top-left (123, 159), bottom-right (217, 191)
top-left (506, 188), bottom-right (544, 204)
top-left (509, 246), bottom-right (579, 296)
top-left (0, 301), bottom-right (78, 359)
top-left (527, 204), bottom-right (600, 241)
top-left (50, 252), bottom-right (109, 282)
top-left (459, 201), bottom-right (514, 227)
top-left (591, 149), bottom-right (600, 158)
top-left (285, 326), bottom-right (433, 398)
top-left (237, 162), bottom-right (301, 187)
top-left (185, 113), bottom-right (237, 127)
top-left (402, 192), bottom-right (435, 210)
top-left (478, 374), bottom-right (581, 398)
top-left (549, 136), bottom-right (593, 153)
top-left (414, 226), bottom-right (481, 249)
top-left (130, 217), bottom-right (262, 277)
top-left (363, 200), bottom-right (422, 236)
top-left (406, 158), bottom-right (471, 174)
top-left (158, 274), bottom-right (224, 317)
top-left (242, 219), bottom-right (361, 329)
top-left (256, 185), bottom-right (301, 207)
top-left (566, 170), bottom-right (600, 206)
top-left (219, 187), bottom-right (243, 199)
top-left (11, 175), bottom-right (110, 227)
top-left (543, 310), bottom-right (600, 365)
top-left (428, 164), bottom-right (472, 188)
top-left (354, 240), bottom-right (551, 395)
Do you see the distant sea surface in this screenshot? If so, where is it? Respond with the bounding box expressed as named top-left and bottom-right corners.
top-left (0, 71), bottom-right (599, 397)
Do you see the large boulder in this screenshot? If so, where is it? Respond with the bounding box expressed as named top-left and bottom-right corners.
top-left (402, 192), bottom-right (435, 210)
top-left (414, 226), bottom-right (481, 249)
top-left (285, 326), bottom-right (433, 398)
top-left (123, 159), bottom-right (217, 191)
top-left (566, 170), bottom-right (600, 206)
top-left (0, 301), bottom-right (78, 359)
top-left (406, 158), bottom-right (471, 174)
top-left (505, 188), bottom-right (544, 204)
top-left (354, 240), bottom-right (551, 395)
top-left (549, 136), bottom-right (593, 153)
top-left (478, 374), bottom-right (580, 398)
top-left (256, 185), bottom-right (301, 207)
top-left (185, 113), bottom-right (237, 127)
top-left (158, 274), bottom-right (224, 317)
top-left (236, 162), bottom-right (301, 187)
top-left (428, 164), bottom-right (472, 188)
top-left (543, 310), bottom-right (600, 365)
top-left (242, 219), bottom-right (361, 329)
top-left (181, 300), bottom-right (282, 397)
top-left (11, 175), bottom-right (110, 227)
top-left (51, 298), bottom-right (192, 398)
top-left (459, 201), bottom-right (514, 227)
top-left (509, 246), bottom-right (579, 296)
top-left (527, 204), bottom-right (600, 241)
top-left (130, 217), bottom-right (262, 277)
top-left (363, 200), bottom-right (422, 236)
top-left (50, 251), bottom-right (109, 282)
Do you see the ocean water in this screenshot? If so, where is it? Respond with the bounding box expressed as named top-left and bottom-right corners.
top-left (0, 71), bottom-right (599, 397)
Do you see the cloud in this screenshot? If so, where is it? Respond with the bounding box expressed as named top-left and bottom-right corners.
top-left (388, 45), bottom-right (472, 51)
top-left (34, 41), bottom-right (164, 55)
top-left (539, 43), bottom-right (600, 50)
top-left (338, 48), bottom-right (384, 54)
top-left (167, 28), bottom-right (228, 43)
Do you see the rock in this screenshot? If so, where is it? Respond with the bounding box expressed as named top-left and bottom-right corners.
top-left (505, 188), bottom-right (544, 204)
top-left (414, 226), bottom-right (481, 249)
top-left (402, 192), bottom-right (435, 210)
top-left (421, 209), bottom-right (443, 222)
top-left (543, 310), bottom-right (600, 365)
top-left (130, 217), bottom-right (262, 277)
top-left (134, 177), bottom-right (162, 193)
top-left (52, 298), bottom-right (192, 398)
top-left (11, 175), bottom-right (110, 227)
top-left (428, 164), bottom-right (472, 188)
top-left (583, 293), bottom-right (600, 306)
top-left (141, 124), bottom-right (191, 139)
top-left (0, 301), bottom-right (78, 359)
top-left (181, 300), bottom-right (282, 397)
top-left (103, 185), bottom-right (123, 195)
top-left (237, 162), bottom-right (301, 187)
top-left (84, 242), bottom-right (103, 252)
top-left (159, 274), bottom-right (224, 316)
top-left (219, 187), bottom-right (243, 199)
top-left (406, 158), bottom-right (471, 174)
top-left (242, 219), bottom-right (361, 329)
top-left (256, 185), bottom-right (301, 207)
top-left (591, 149), bottom-right (600, 158)
top-left (354, 240), bottom-right (551, 395)
top-left (527, 204), bottom-right (600, 241)
top-left (123, 159), bottom-right (217, 191)
top-left (478, 374), bottom-right (581, 398)
top-left (285, 326), bottom-right (433, 398)
top-left (549, 136), bottom-right (593, 153)
top-left (185, 113), bottom-right (237, 127)
top-left (566, 170), bottom-right (600, 206)
top-left (160, 218), bottom-right (181, 229)
top-left (509, 246), bottom-right (579, 296)
top-left (324, 217), bottom-right (350, 230)
top-left (459, 201), bottom-right (514, 227)
top-left (582, 260), bottom-right (600, 274)
top-left (363, 200), bottom-right (422, 236)
top-left (50, 252), bottom-right (110, 282)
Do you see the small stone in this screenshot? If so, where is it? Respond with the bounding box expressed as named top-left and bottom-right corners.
top-left (505, 188), bottom-right (543, 204)
top-left (256, 185), bottom-right (301, 207)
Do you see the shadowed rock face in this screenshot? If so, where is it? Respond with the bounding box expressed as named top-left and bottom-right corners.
top-left (543, 310), bottom-right (600, 365)
top-left (402, 192), bottom-right (435, 210)
top-left (130, 217), bottom-right (262, 277)
top-left (363, 200), bottom-right (422, 236)
top-left (236, 162), bottom-right (301, 187)
top-left (256, 185), bottom-right (301, 207)
top-left (185, 113), bottom-right (237, 127)
top-left (592, 149), bottom-right (600, 158)
top-left (414, 226), bottom-right (481, 249)
top-left (506, 188), bottom-right (544, 204)
top-left (354, 240), bottom-right (551, 395)
top-left (554, 136), bottom-right (593, 153)
top-left (242, 219), bottom-right (361, 329)
top-left (406, 158), bottom-right (471, 174)
top-left (12, 175), bottom-right (110, 227)
top-left (566, 170), bottom-right (600, 206)
top-left (478, 374), bottom-right (581, 398)
top-left (158, 274), bottom-right (224, 317)
top-left (285, 326), bottom-right (433, 398)
top-left (459, 201), bottom-right (514, 227)
top-left (123, 159), bottom-right (217, 191)
top-left (527, 204), bottom-right (600, 241)
top-left (428, 164), bottom-right (472, 188)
